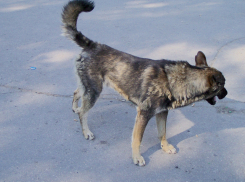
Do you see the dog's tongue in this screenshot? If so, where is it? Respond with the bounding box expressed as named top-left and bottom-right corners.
top-left (212, 96), bottom-right (217, 105)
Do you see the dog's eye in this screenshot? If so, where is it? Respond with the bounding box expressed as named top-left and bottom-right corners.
top-left (212, 74), bottom-right (225, 86)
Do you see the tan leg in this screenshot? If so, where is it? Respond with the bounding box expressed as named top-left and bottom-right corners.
top-left (72, 88), bottom-right (81, 113)
top-left (132, 108), bottom-right (150, 166)
top-left (156, 111), bottom-right (176, 154)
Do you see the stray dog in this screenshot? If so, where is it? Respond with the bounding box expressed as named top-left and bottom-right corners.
top-left (62, 0), bottom-right (227, 166)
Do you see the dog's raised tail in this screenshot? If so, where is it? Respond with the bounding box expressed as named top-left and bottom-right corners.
top-left (62, 0), bottom-right (95, 48)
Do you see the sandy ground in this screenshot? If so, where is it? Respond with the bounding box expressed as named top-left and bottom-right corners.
top-left (0, 0), bottom-right (245, 181)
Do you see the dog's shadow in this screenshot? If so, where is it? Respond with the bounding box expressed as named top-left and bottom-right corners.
top-left (142, 131), bottom-right (188, 164)
top-left (142, 132), bottom-right (183, 165)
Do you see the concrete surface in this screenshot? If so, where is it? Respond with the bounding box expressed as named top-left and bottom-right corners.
top-left (0, 0), bottom-right (245, 181)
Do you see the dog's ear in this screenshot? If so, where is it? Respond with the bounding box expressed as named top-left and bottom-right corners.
top-left (195, 51), bottom-right (208, 67)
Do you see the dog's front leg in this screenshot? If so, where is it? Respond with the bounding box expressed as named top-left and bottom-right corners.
top-left (156, 111), bottom-right (176, 154)
top-left (132, 108), bottom-right (151, 166)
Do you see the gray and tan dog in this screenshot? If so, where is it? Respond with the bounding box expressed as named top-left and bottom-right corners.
top-left (62, 0), bottom-right (227, 166)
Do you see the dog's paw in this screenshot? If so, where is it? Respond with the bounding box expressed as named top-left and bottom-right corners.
top-left (83, 130), bottom-right (95, 140)
top-left (132, 154), bottom-right (145, 166)
top-left (161, 144), bottom-right (177, 154)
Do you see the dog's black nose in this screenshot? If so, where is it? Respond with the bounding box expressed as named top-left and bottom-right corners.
top-left (217, 88), bottom-right (228, 99)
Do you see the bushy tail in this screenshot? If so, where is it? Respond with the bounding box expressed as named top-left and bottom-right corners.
top-left (62, 0), bottom-right (95, 48)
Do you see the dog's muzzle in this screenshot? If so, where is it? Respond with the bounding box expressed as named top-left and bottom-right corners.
top-left (206, 87), bottom-right (228, 105)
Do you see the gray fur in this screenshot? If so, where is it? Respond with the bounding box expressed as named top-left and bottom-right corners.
top-left (62, 0), bottom-right (227, 166)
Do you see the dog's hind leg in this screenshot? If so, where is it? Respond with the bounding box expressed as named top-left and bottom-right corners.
top-left (156, 111), bottom-right (176, 154)
top-left (72, 88), bottom-right (81, 113)
top-left (76, 88), bottom-right (101, 140)
top-left (132, 108), bottom-right (152, 166)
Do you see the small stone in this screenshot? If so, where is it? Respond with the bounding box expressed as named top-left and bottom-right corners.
top-left (100, 141), bottom-right (107, 144)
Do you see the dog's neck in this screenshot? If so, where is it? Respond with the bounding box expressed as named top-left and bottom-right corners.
top-left (164, 62), bottom-right (209, 109)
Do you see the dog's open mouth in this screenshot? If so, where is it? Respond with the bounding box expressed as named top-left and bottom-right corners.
top-left (206, 96), bottom-right (217, 105)
top-left (206, 88), bottom-right (227, 105)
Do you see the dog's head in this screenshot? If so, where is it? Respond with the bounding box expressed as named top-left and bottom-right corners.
top-left (195, 51), bottom-right (228, 105)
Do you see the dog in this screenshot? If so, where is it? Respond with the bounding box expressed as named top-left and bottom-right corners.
top-left (62, 0), bottom-right (227, 166)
